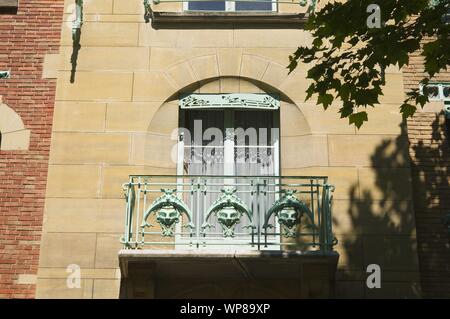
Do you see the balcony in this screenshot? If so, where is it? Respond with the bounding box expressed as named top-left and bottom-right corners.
top-left (118, 174), bottom-right (339, 297)
top-left (119, 175), bottom-right (339, 298)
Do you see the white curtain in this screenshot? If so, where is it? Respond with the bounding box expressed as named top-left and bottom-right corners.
top-left (183, 109), bottom-right (278, 237)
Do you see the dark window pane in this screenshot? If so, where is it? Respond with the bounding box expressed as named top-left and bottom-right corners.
top-left (424, 85), bottom-right (440, 99)
top-left (188, 1), bottom-right (226, 11)
top-left (236, 0), bottom-right (272, 11)
top-left (443, 86), bottom-right (450, 99)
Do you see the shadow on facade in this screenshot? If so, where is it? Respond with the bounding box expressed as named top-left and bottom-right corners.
top-left (408, 114), bottom-right (450, 298)
top-left (334, 123), bottom-right (418, 298)
top-left (335, 115), bottom-right (450, 298)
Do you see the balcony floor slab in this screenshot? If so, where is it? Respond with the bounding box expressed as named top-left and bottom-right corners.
top-left (119, 249), bottom-right (339, 280)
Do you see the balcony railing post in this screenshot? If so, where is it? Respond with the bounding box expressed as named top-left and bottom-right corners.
top-left (321, 184), bottom-right (334, 252)
top-left (122, 183), bottom-right (130, 247)
top-left (319, 184), bottom-right (327, 252)
top-left (122, 178), bottom-right (135, 248)
top-left (256, 179), bottom-right (261, 250)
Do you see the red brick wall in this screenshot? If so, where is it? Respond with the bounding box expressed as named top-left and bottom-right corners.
top-left (403, 43), bottom-right (450, 93)
top-left (404, 49), bottom-right (450, 298)
top-left (0, 0), bottom-right (64, 298)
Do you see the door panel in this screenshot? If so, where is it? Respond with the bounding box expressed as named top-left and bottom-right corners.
top-left (234, 110), bottom-right (277, 176)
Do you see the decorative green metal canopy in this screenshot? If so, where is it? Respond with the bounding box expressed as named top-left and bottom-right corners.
top-left (180, 93), bottom-right (280, 110)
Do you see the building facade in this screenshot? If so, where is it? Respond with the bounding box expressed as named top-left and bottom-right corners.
top-left (0, 0), bottom-right (64, 298)
top-left (1, 0), bottom-right (447, 299)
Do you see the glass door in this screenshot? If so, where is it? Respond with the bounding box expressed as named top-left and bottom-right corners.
top-left (177, 106), bottom-right (280, 248)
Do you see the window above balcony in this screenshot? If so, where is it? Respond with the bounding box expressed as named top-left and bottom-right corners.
top-left (146, 0), bottom-right (316, 27)
top-left (185, 0), bottom-right (275, 12)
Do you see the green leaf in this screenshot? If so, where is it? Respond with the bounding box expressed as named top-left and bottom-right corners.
top-left (397, 51), bottom-right (409, 68)
top-left (400, 103), bottom-right (417, 119)
top-left (312, 38), bottom-right (323, 48)
top-left (305, 84), bottom-right (316, 101)
top-left (317, 93), bottom-right (334, 109)
top-left (349, 111), bottom-right (368, 129)
top-left (286, 0), bottom-right (449, 128)
top-left (339, 101), bottom-right (354, 118)
top-left (415, 95), bottom-right (429, 107)
top-left (287, 59), bottom-right (298, 74)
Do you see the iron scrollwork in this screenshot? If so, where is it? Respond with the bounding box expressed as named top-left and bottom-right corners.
top-left (202, 187), bottom-right (253, 237)
top-left (264, 189), bottom-right (316, 238)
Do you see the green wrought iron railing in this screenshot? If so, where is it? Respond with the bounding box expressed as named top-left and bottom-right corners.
top-left (121, 175), bottom-right (337, 252)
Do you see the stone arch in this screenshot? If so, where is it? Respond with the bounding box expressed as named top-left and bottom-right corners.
top-left (0, 97), bottom-right (30, 151)
top-left (135, 77), bottom-right (313, 171)
top-left (154, 75), bottom-right (312, 136)
top-left (157, 52), bottom-right (310, 105)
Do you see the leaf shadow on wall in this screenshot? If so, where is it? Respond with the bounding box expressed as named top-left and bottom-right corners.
top-left (333, 123), bottom-right (421, 298)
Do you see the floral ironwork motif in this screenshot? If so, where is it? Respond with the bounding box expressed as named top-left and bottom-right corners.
top-left (264, 189), bottom-right (316, 237)
top-left (202, 187), bottom-right (253, 237)
top-left (142, 189), bottom-right (194, 236)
